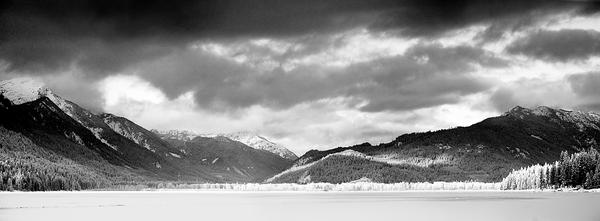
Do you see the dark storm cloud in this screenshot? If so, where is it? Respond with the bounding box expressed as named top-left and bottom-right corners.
top-left (568, 71), bottom-right (600, 97)
top-left (369, 0), bottom-right (573, 37)
top-left (0, 0), bottom-right (384, 74)
top-left (568, 72), bottom-right (600, 112)
top-left (137, 43), bottom-right (501, 112)
top-left (489, 87), bottom-right (520, 112)
top-left (507, 29), bottom-right (600, 61)
top-left (1, 0), bottom-right (598, 75)
top-left (343, 43), bottom-right (505, 112)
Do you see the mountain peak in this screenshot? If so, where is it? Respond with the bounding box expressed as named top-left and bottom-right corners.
top-left (505, 105), bottom-right (559, 117)
top-left (508, 105), bottom-right (527, 112)
top-left (151, 129), bottom-right (201, 141)
top-left (220, 132), bottom-right (298, 160)
top-left (503, 105), bottom-right (600, 132)
top-left (152, 129), bottom-right (298, 160)
top-left (0, 78), bottom-right (54, 105)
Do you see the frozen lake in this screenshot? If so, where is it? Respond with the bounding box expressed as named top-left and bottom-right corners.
top-left (1, 191), bottom-right (600, 221)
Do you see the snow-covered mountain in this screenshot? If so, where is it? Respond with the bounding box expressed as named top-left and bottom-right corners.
top-left (505, 106), bottom-right (600, 132)
top-left (221, 132), bottom-right (298, 160)
top-left (0, 78), bottom-right (73, 114)
top-left (152, 129), bottom-right (297, 160)
top-left (151, 129), bottom-right (206, 142)
top-left (0, 78), bottom-right (114, 148)
top-left (268, 106), bottom-right (600, 183)
top-left (0, 78), bottom-right (186, 176)
top-left (0, 77), bottom-right (48, 105)
top-left (0, 77), bottom-right (293, 183)
top-left (101, 114), bottom-right (186, 158)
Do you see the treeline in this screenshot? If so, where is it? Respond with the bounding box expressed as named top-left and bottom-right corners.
top-left (0, 159), bottom-right (108, 191)
top-left (501, 149), bottom-right (600, 190)
top-left (107, 182), bottom-right (501, 191)
top-left (272, 155), bottom-right (471, 184)
top-left (0, 127), bottom-right (110, 191)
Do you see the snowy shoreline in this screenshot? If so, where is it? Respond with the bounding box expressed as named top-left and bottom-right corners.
top-left (2, 182), bottom-right (598, 193)
top-left (1, 189), bottom-right (599, 194)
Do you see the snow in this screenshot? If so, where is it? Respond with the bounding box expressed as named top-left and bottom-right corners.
top-left (3, 191), bottom-right (600, 221)
top-left (0, 78), bottom-right (74, 115)
top-left (349, 177), bottom-right (373, 183)
top-left (148, 182), bottom-right (502, 191)
top-left (265, 158), bottom-right (321, 182)
top-left (89, 127), bottom-right (118, 151)
top-left (506, 146), bottom-right (529, 159)
top-left (332, 150), bottom-right (452, 167)
top-left (103, 115), bottom-right (154, 152)
top-left (500, 163), bottom-right (555, 190)
top-left (152, 129), bottom-right (201, 141)
top-left (0, 78), bottom-right (46, 105)
top-left (0, 78), bottom-right (127, 152)
top-left (220, 132), bottom-right (298, 160)
top-left (64, 131), bottom-right (84, 145)
top-left (530, 135), bottom-right (543, 140)
top-left (153, 129), bottom-right (297, 160)
top-left (508, 106), bottom-right (600, 131)
top-left (531, 106), bottom-right (554, 116)
top-left (267, 150), bottom-right (455, 183)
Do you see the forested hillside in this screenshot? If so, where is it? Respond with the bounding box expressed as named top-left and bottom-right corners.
top-left (161, 136), bottom-right (292, 182)
top-left (0, 127), bottom-right (141, 191)
top-left (270, 106), bottom-right (600, 183)
top-left (0, 79), bottom-right (294, 190)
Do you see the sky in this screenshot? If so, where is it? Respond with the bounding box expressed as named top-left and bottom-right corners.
top-left (1, 0), bottom-right (600, 155)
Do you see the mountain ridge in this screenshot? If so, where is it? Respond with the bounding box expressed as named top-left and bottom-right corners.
top-left (151, 129), bottom-right (298, 160)
top-left (0, 78), bottom-right (292, 185)
top-left (268, 105), bottom-right (600, 183)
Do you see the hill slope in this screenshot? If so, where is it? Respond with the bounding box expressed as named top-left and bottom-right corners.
top-left (269, 106), bottom-right (600, 183)
top-left (154, 133), bottom-right (293, 182)
top-left (0, 78), bottom-right (292, 188)
top-left (152, 130), bottom-right (297, 160)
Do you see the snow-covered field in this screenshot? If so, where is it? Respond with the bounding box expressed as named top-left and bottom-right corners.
top-left (1, 191), bottom-right (599, 221)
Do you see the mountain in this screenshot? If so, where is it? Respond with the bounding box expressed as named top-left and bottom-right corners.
top-left (268, 106), bottom-right (600, 184)
top-left (152, 129), bottom-right (297, 160)
top-left (152, 131), bottom-right (293, 182)
top-left (150, 129), bottom-right (203, 142)
top-left (155, 136), bottom-right (292, 182)
top-left (100, 114), bottom-right (185, 158)
top-left (0, 78), bottom-right (189, 181)
top-left (220, 132), bottom-right (298, 160)
top-left (0, 78), bottom-right (292, 188)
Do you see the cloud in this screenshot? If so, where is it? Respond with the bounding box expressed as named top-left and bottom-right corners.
top-left (3, 0), bottom-right (600, 152)
top-left (488, 76), bottom-right (583, 112)
top-left (369, 0), bottom-right (595, 37)
top-left (0, 0), bottom-right (381, 74)
top-left (98, 75), bottom-right (496, 153)
top-left (0, 70), bottom-right (105, 112)
top-left (1, 0), bottom-right (598, 75)
top-left (569, 71), bottom-right (600, 97)
top-left (42, 72), bottom-right (105, 112)
top-left (568, 71), bottom-right (600, 111)
top-left (506, 29), bottom-right (600, 61)
top-left (134, 41), bottom-right (503, 112)
top-left (343, 44), bottom-right (502, 112)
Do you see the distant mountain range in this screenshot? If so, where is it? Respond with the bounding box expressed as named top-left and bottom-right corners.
top-left (2, 77), bottom-right (600, 190)
top-left (0, 78), bottom-right (295, 186)
top-left (151, 130), bottom-right (298, 160)
top-left (268, 106), bottom-right (600, 183)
